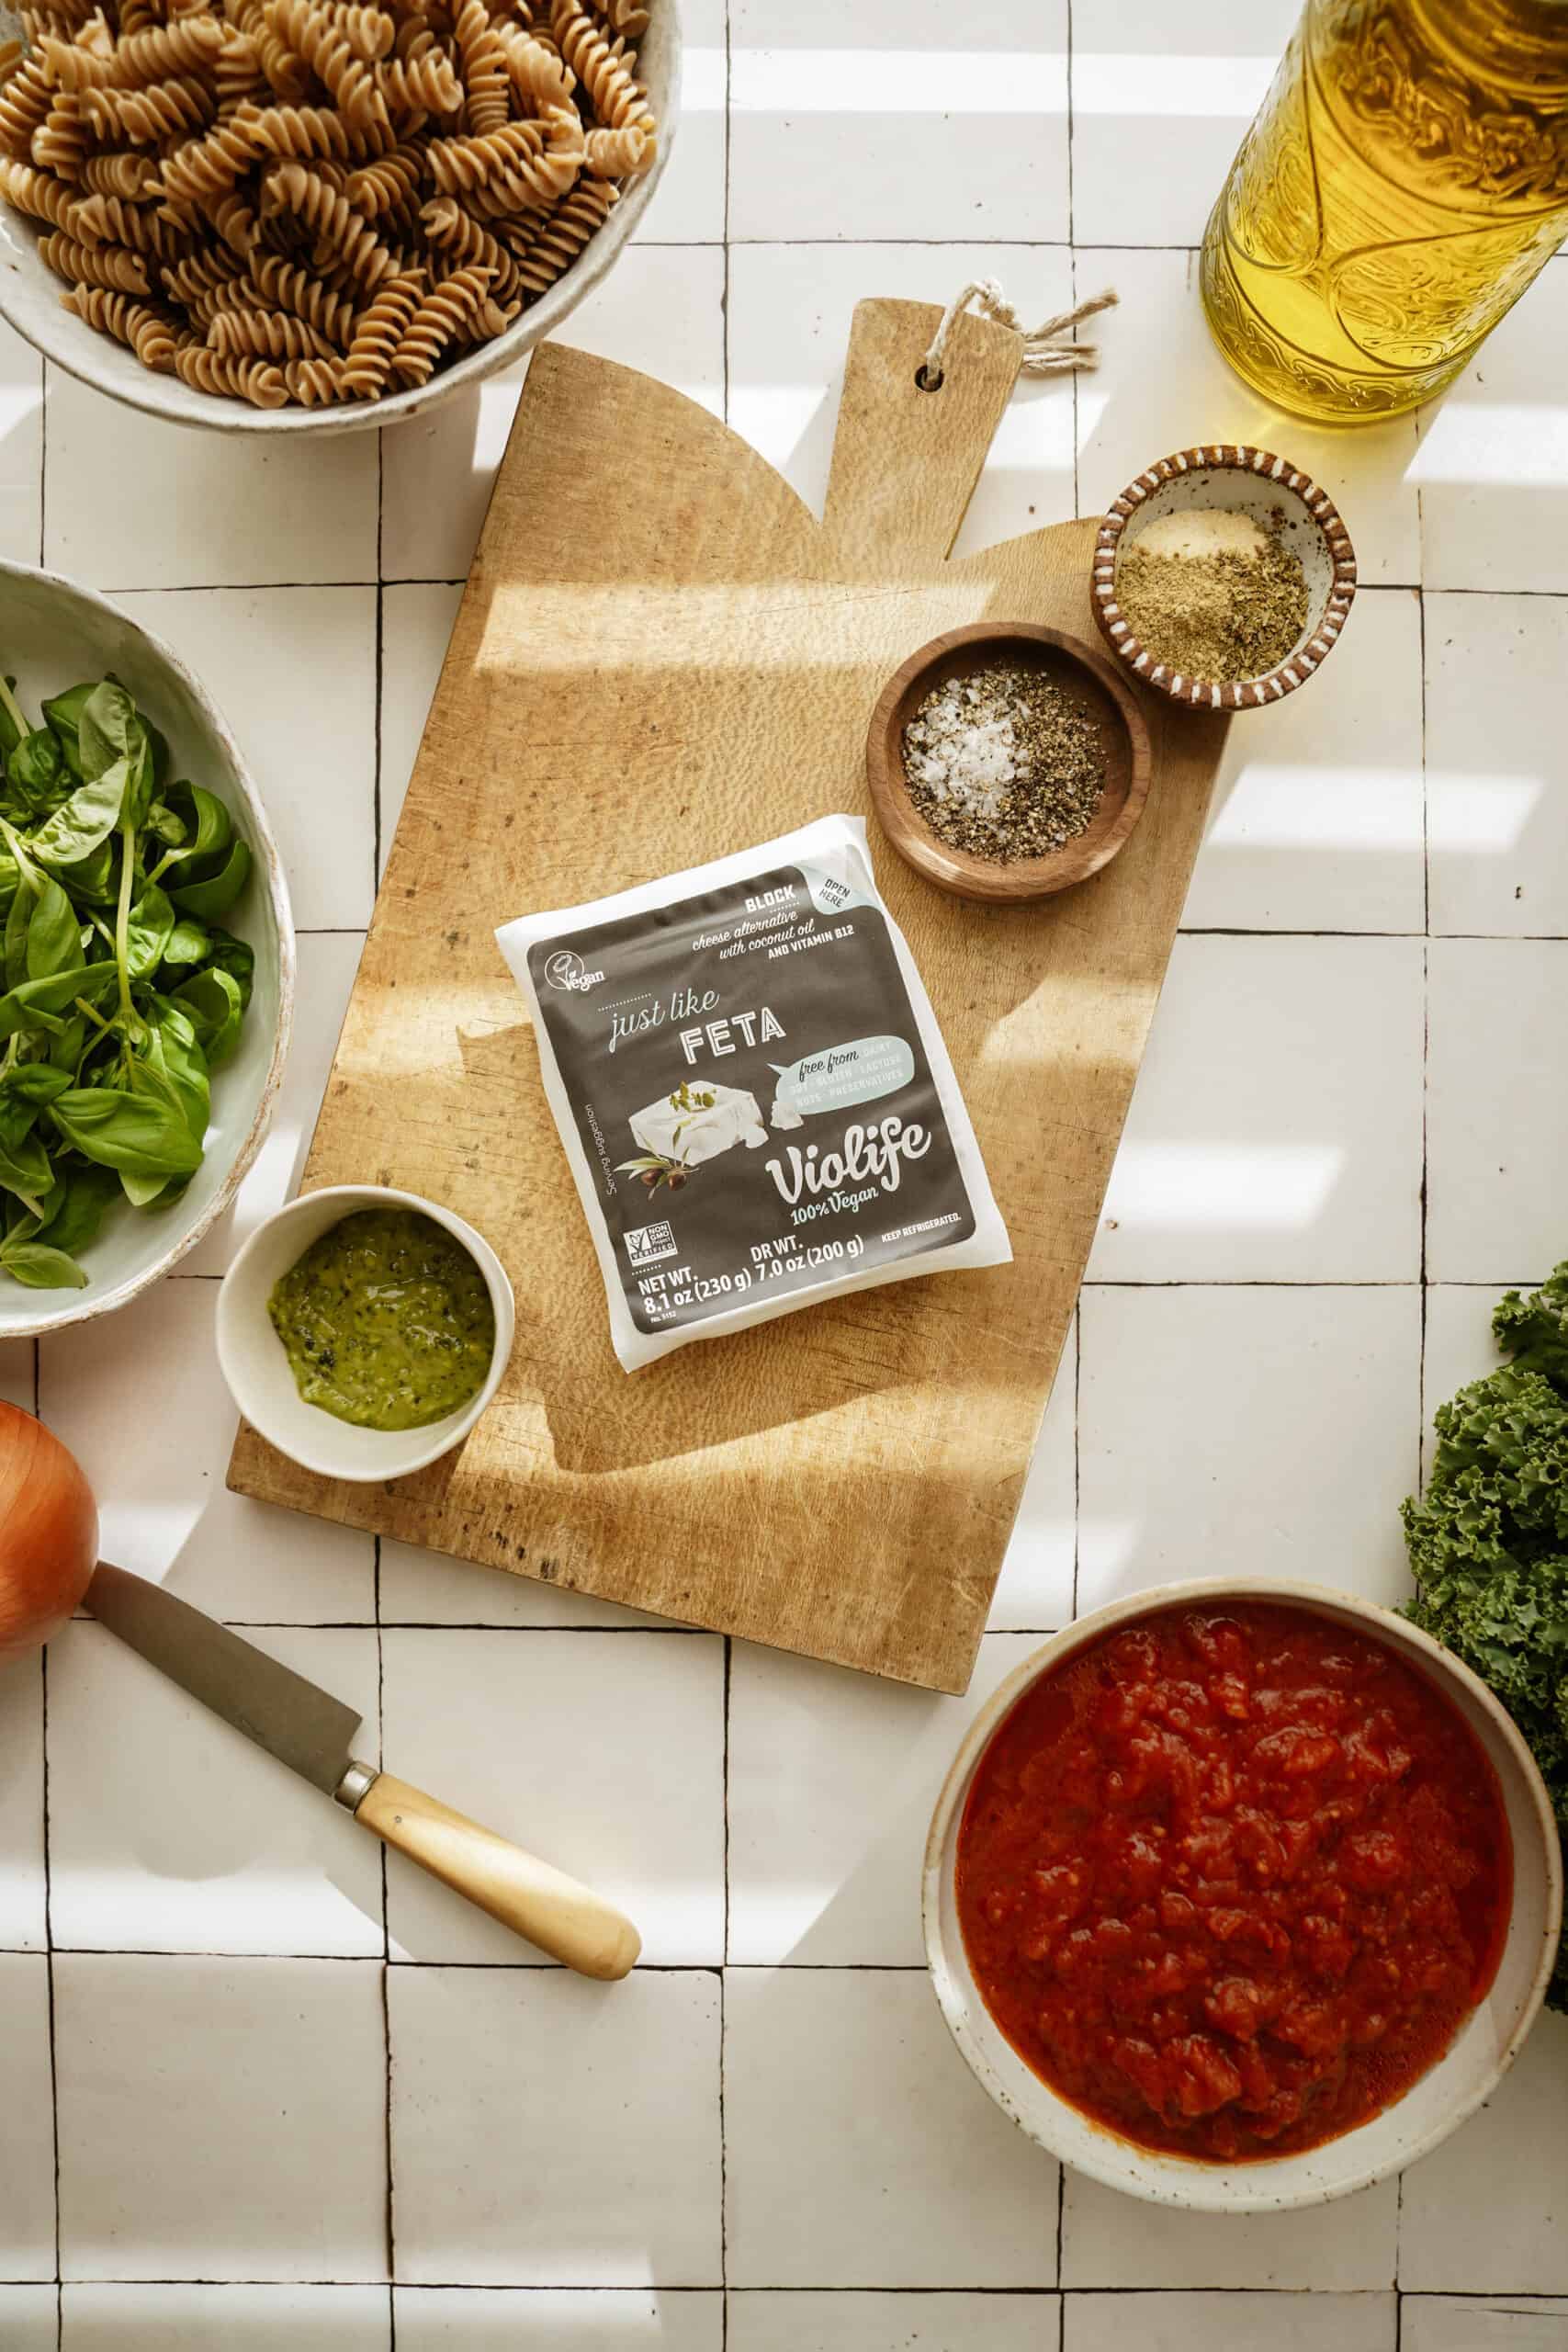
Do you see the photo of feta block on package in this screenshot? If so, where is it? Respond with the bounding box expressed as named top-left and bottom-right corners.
top-left (629, 1081), bottom-right (768, 1168)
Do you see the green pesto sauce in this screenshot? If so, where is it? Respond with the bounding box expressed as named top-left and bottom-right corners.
top-left (268, 1208), bottom-right (495, 1431)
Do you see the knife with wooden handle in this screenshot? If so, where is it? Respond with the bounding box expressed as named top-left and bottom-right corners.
top-left (86, 1560), bottom-right (641, 1981)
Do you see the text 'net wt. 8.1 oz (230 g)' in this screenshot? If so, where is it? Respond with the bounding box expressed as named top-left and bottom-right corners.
top-left (495, 814), bottom-right (1011, 1371)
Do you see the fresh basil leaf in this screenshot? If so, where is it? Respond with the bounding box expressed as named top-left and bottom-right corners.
top-left (0, 1061), bottom-right (72, 1104)
top-left (170, 837), bottom-right (250, 920)
top-left (6, 727), bottom-right (64, 817)
top-left (144, 797), bottom-right (186, 848)
top-left (173, 964), bottom-right (242, 1068)
top-left (48, 1083), bottom-right (204, 1181)
top-left (156, 784), bottom-right (231, 876)
top-left (47, 1012), bottom-right (88, 1074)
top-left (123, 882), bottom-right (175, 983)
top-left (160, 916), bottom-right (209, 967)
top-left (0, 1099), bottom-right (51, 1201)
top-left (78, 682), bottom-right (140, 780)
top-left (0, 961), bottom-right (118, 1039)
top-left (0, 677), bottom-right (23, 761)
top-left (42, 684), bottom-right (98, 781)
top-left (29, 764), bottom-right (129, 868)
top-left (144, 718), bottom-right (172, 795)
top-left (203, 926), bottom-right (254, 1011)
top-left (4, 883), bottom-right (29, 993)
top-left (25, 878), bottom-right (81, 984)
top-left (143, 1009), bottom-right (209, 1142)
top-left (37, 1162), bottom-right (118, 1256)
top-left (0, 1238), bottom-right (87, 1289)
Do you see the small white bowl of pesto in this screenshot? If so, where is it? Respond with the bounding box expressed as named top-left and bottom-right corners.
top-left (216, 1183), bottom-right (515, 1484)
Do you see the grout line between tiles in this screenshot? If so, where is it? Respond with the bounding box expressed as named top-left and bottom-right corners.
top-left (38, 1641), bottom-right (62, 2326)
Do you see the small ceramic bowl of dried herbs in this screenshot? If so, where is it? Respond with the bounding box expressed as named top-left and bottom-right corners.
top-left (866, 622), bottom-right (1153, 906)
top-left (1090, 447), bottom-right (1358, 714)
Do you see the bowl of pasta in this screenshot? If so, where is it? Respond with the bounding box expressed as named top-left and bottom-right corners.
top-left (0, 0), bottom-right (678, 430)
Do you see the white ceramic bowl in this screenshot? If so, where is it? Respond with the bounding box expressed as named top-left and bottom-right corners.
top-left (216, 1182), bottom-right (515, 1481)
top-left (0, 1), bottom-right (680, 435)
top-left (924, 1577), bottom-right (1562, 2214)
top-left (0, 560), bottom-right (293, 1340)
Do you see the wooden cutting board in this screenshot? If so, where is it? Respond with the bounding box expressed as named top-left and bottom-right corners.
top-left (229, 298), bottom-right (1228, 1693)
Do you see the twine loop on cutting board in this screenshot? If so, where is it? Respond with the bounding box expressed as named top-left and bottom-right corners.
top-left (917, 280), bottom-right (1119, 391)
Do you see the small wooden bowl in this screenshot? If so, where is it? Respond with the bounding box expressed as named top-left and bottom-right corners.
top-left (1090, 446), bottom-right (1358, 713)
top-left (865, 623), bottom-right (1154, 905)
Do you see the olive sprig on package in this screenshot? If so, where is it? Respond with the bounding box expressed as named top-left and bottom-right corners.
top-left (0, 672), bottom-right (252, 1289)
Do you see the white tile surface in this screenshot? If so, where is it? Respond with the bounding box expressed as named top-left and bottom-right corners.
top-left (1400, 2009), bottom-right (1568, 2293)
top-left (727, 243), bottom-right (1077, 554)
top-left (380, 584), bottom-right (464, 876)
top-left (724, 1970), bottom-right (1056, 2289)
top-left (0, 318), bottom-right (41, 565)
top-left (729, 2), bottom-right (1068, 244)
top-left (389, 1966), bottom-right (721, 2286)
top-left (44, 365), bottom-right (378, 589)
top-left (1077, 1284), bottom-right (1420, 1610)
top-left (46, 1623), bottom-right (383, 1956)
top-left (637, 0), bottom-right (726, 246)
top-left (1427, 941), bottom-right (1568, 1283)
top-left (1403, 2300), bottom-right (1568, 2352)
top-left (380, 1629), bottom-right (725, 1964)
top-left (1075, 246), bottom-right (1422, 586)
top-left (395, 2290), bottom-right (723, 2348)
top-left (0, 1955), bottom-right (56, 2281)
top-left (1069, 0), bottom-right (1297, 248)
top-left (0, 2289), bottom-right (57, 2350)
top-left (727, 1632), bottom-right (1038, 1965)
top-left (0, 1650), bottom-right (44, 1951)
top-left (60, 2284), bottom-right (391, 2348)
top-left (6, 0), bottom-right (1568, 2322)
top-left (118, 589), bottom-right (378, 931)
top-left (730, 2294), bottom-right (1056, 2352)
top-left (1089, 936), bottom-right (1424, 1282)
top-left (380, 245), bottom-right (725, 583)
top-left (1427, 594), bottom-right (1568, 937)
top-left (987, 1313), bottom-right (1077, 1630)
top-left (54, 1953), bottom-right (388, 2283)
top-left (1061, 2171), bottom-right (1399, 2290)
top-left (1181, 588), bottom-right (1427, 934)
top-left (41, 1279), bottom-right (375, 1623)
top-left (1066, 2290), bottom-right (1396, 2351)
top-left (1416, 255), bottom-right (1568, 594)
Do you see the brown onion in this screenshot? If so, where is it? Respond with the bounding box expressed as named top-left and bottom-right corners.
top-left (0, 1402), bottom-right (96, 1657)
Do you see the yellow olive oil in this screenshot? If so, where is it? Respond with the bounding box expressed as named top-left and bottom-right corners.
top-left (1201, 0), bottom-right (1568, 422)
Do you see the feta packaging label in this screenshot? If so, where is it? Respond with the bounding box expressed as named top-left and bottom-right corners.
top-left (498, 816), bottom-right (1010, 1371)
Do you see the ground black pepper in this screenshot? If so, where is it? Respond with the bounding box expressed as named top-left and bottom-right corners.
top-left (901, 662), bottom-right (1110, 864)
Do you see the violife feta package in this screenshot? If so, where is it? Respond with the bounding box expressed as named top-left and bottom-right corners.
top-left (496, 815), bottom-right (1011, 1371)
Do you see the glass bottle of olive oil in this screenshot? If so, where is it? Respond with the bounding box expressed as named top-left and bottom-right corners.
top-left (1201, 0), bottom-right (1568, 423)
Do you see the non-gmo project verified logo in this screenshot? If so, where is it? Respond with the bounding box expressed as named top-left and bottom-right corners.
top-left (625, 1218), bottom-right (679, 1269)
top-left (543, 949), bottom-right (605, 992)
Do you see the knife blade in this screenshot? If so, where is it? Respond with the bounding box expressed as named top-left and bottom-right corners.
top-left (88, 1560), bottom-right (361, 1796)
top-left (85, 1562), bottom-right (641, 1982)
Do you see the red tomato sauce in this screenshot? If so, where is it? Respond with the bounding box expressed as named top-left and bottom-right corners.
top-left (956, 1603), bottom-right (1511, 2163)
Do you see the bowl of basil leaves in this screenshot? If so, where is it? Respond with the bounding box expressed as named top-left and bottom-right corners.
top-left (0, 561), bottom-right (293, 1335)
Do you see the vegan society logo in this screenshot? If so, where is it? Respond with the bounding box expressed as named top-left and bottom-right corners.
top-left (543, 949), bottom-right (604, 993)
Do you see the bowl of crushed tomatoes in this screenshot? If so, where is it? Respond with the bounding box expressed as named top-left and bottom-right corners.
top-left (924, 1579), bottom-right (1562, 2211)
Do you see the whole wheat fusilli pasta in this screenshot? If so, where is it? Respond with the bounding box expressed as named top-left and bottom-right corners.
top-left (3, 0), bottom-right (660, 405)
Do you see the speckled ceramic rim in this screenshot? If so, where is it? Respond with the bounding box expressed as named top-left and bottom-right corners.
top-left (0, 559), bottom-right (295, 1338)
top-left (0, 0), bottom-right (679, 435)
top-left (923, 1576), bottom-right (1563, 2212)
top-left (1090, 447), bottom-right (1359, 712)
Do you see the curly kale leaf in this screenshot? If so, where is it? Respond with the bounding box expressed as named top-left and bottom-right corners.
top-left (1495, 1263), bottom-right (1568, 1388)
top-left (1403, 1268), bottom-right (1568, 2012)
